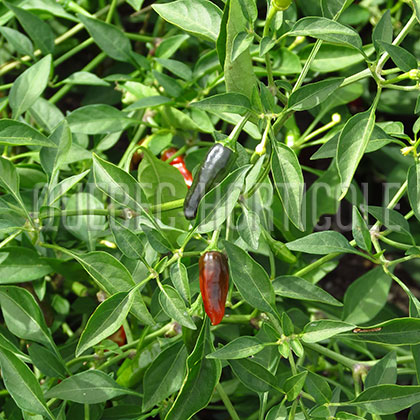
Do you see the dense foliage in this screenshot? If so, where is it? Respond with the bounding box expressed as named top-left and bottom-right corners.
top-left (1, 0), bottom-right (420, 419)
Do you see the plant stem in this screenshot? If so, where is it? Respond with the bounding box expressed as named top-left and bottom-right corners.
top-left (216, 383), bottom-right (241, 420)
top-left (54, 38), bottom-right (95, 67)
top-left (263, 5), bottom-right (278, 91)
top-left (376, 13), bottom-right (418, 75)
top-left (303, 343), bottom-right (358, 370)
top-left (49, 52), bottom-right (107, 104)
top-left (106, 0), bottom-right (119, 23)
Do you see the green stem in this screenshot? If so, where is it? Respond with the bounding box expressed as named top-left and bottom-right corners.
top-left (293, 253), bottom-right (340, 278)
top-left (0, 229), bottom-right (23, 249)
top-left (49, 52), bottom-right (107, 104)
top-left (84, 404), bottom-right (90, 420)
top-left (216, 383), bottom-right (241, 420)
top-left (106, 0), bottom-right (119, 23)
top-left (303, 343), bottom-right (358, 370)
top-left (292, 39), bottom-right (322, 94)
top-left (54, 38), bottom-right (95, 67)
top-left (126, 33), bottom-right (156, 42)
top-left (288, 399), bottom-right (298, 420)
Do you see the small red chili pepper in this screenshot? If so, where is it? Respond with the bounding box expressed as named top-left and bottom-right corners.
top-left (107, 325), bottom-right (126, 347)
top-left (199, 251), bottom-right (229, 326)
top-left (161, 147), bottom-right (193, 188)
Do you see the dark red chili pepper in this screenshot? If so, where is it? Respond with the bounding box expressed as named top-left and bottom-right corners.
top-left (107, 325), bottom-right (126, 347)
top-left (161, 147), bottom-right (193, 188)
top-left (199, 251), bottom-right (229, 326)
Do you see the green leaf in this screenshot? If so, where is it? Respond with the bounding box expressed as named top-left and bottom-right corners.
top-left (45, 370), bottom-right (141, 403)
top-left (228, 358), bottom-right (282, 393)
top-left (92, 153), bottom-right (148, 213)
top-left (340, 318), bottom-right (420, 345)
top-left (0, 329), bottom-right (31, 363)
top-left (238, 0), bottom-right (257, 24)
top-left (225, 241), bottom-right (276, 313)
top-left (237, 207), bottom-right (261, 249)
top-left (110, 217), bottom-right (144, 260)
top-left (40, 120), bottom-right (72, 182)
top-left (76, 292), bottom-right (134, 357)
top-left (0, 247), bottom-right (52, 283)
top-left (165, 320), bottom-right (221, 420)
top-left (372, 10), bottom-right (393, 52)
top-left (0, 157), bottom-right (27, 214)
top-left (137, 147), bottom-right (187, 229)
top-left (195, 165), bottom-right (250, 233)
top-left (67, 104), bottom-right (133, 134)
top-left (288, 78), bottom-right (344, 111)
top-left (284, 371), bottom-right (307, 401)
top-left (27, 343), bottom-right (68, 379)
top-left (300, 44), bottom-right (374, 73)
top-left (352, 206), bottom-right (372, 252)
top-left (170, 260), bottom-right (191, 303)
top-left (224, 0), bottom-right (256, 99)
top-left (343, 267), bottom-right (392, 325)
top-left (336, 110), bottom-right (376, 199)
top-left (413, 0), bottom-right (420, 24)
top-left (152, 0), bottom-right (222, 42)
top-left (0, 285), bottom-right (54, 348)
top-left (0, 26), bottom-right (33, 57)
top-left (273, 276), bottom-right (342, 306)
top-left (321, 0), bottom-right (353, 18)
top-left (5, 2), bottom-right (54, 54)
top-left (408, 164), bottom-right (420, 223)
top-left (287, 231), bottom-right (362, 256)
top-left (304, 370), bottom-right (332, 404)
top-left (0, 348), bottom-right (53, 418)
top-left (155, 58), bottom-right (192, 81)
top-left (65, 193), bottom-right (106, 248)
top-left (349, 384), bottom-right (420, 415)
top-left (60, 71), bottom-right (111, 86)
top-left (377, 41), bottom-right (418, 72)
top-left (159, 285), bottom-right (196, 329)
top-left (155, 34), bottom-right (190, 59)
top-left (191, 93), bottom-right (252, 115)
top-left (266, 404), bottom-right (287, 420)
top-left (142, 341), bottom-right (188, 411)
top-left (365, 351), bottom-right (397, 388)
top-left (367, 205), bottom-right (412, 240)
top-left (65, 249), bottom-right (154, 325)
top-left (302, 320), bottom-right (355, 343)
top-left (231, 31), bottom-right (254, 62)
top-left (9, 55), bottom-right (51, 118)
top-left (272, 141), bottom-right (304, 230)
top-left (125, 95), bottom-right (172, 111)
top-left (0, 119), bottom-right (56, 147)
top-left (47, 170), bottom-right (90, 206)
top-left (207, 336), bottom-right (265, 359)
top-left (78, 14), bottom-right (133, 62)
top-left (288, 17), bottom-right (363, 52)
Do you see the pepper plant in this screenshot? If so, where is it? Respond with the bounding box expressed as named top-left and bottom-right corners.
top-left (1, 0), bottom-right (420, 418)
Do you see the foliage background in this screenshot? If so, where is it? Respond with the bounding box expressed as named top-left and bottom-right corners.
top-left (1, 0), bottom-right (420, 419)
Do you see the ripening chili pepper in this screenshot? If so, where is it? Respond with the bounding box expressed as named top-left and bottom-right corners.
top-left (184, 143), bottom-right (236, 220)
top-left (161, 147), bottom-right (193, 188)
top-left (199, 251), bottom-right (229, 326)
top-left (107, 325), bottom-right (126, 347)
top-left (272, 0), bottom-right (292, 11)
top-left (130, 139), bottom-right (146, 171)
